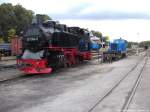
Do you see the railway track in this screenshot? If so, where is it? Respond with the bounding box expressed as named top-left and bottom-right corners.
top-left (87, 51), bottom-right (148, 112)
top-left (121, 51), bottom-right (149, 112)
top-left (0, 51), bottom-right (147, 85)
top-left (0, 62), bottom-right (87, 85)
top-left (0, 64), bottom-right (17, 71)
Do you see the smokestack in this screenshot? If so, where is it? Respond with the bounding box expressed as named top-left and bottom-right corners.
top-left (32, 14), bottom-right (45, 25)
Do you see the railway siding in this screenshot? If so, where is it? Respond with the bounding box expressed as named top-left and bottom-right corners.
top-left (88, 53), bottom-right (147, 112)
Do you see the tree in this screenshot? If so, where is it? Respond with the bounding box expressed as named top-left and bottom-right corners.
top-left (8, 28), bottom-right (16, 42)
top-left (91, 30), bottom-right (102, 39)
top-left (139, 41), bottom-right (150, 47)
top-left (0, 3), bottom-right (15, 41)
top-left (102, 36), bottom-right (110, 46)
top-left (127, 41), bottom-right (138, 48)
top-left (0, 3), bottom-right (34, 42)
top-left (0, 37), bottom-right (4, 43)
top-left (43, 14), bottom-right (52, 21)
top-left (0, 3), bottom-right (53, 42)
top-left (14, 4), bottom-right (34, 34)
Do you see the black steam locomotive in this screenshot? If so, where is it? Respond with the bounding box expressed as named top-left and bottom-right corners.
top-left (18, 15), bottom-right (91, 74)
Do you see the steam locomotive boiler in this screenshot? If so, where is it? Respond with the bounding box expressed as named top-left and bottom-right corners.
top-left (18, 15), bottom-right (91, 74)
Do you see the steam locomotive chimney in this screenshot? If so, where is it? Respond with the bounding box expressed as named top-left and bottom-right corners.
top-left (32, 14), bottom-right (45, 25)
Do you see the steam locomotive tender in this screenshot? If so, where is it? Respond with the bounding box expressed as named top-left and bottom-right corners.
top-left (18, 16), bottom-right (91, 74)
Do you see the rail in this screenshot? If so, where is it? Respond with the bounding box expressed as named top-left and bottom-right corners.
top-left (86, 51), bottom-right (148, 112)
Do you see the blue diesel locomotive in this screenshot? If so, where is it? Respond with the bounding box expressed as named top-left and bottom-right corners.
top-left (103, 38), bottom-right (127, 61)
top-left (109, 38), bottom-right (126, 54)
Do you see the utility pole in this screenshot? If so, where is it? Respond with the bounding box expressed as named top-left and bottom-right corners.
top-left (137, 32), bottom-right (140, 54)
top-left (137, 32), bottom-right (140, 44)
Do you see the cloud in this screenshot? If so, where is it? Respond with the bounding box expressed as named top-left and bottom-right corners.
top-left (6, 0), bottom-right (90, 14)
top-left (50, 10), bottom-right (150, 20)
top-left (60, 19), bottom-right (150, 42)
top-left (44, 0), bottom-right (150, 20)
top-left (0, 0), bottom-right (9, 4)
top-left (2, 0), bottom-right (150, 20)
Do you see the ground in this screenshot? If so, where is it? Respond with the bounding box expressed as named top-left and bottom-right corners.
top-left (0, 51), bottom-right (149, 112)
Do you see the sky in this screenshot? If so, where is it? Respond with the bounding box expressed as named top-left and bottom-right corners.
top-left (1, 0), bottom-right (150, 42)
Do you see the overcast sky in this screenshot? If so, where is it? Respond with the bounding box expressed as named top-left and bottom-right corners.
top-left (1, 0), bottom-right (150, 42)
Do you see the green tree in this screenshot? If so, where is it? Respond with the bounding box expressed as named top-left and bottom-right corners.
top-left (105, 36), bottom-right (110, 45)
top-left (0, 3), bottom-right (53, 42)
top-left (0, 3), bottom-right (15, 41)
top-left (139, 41), bottom-right (150, 47)
top-left (8, 28), bottom-right (16, 42)
top-left (0, 37), bottom-right (4, 43)
top-left (0, 3), bottom-right (34, 42)
top-left (91, 30), bottom-right (102, 39)
top-left (102, 36), bottom-right (110, 46)
top-left (43, 14), bottom-right (52, 21)
top-left (14, 4), bottom-right (34, 34)
top-left (127, 41), bottom-right (138, 48)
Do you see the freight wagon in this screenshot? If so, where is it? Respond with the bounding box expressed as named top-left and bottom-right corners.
top-left (0, 37), bottom-right (22, 57)
top-left (11, 36), bottom-right (22, 55)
